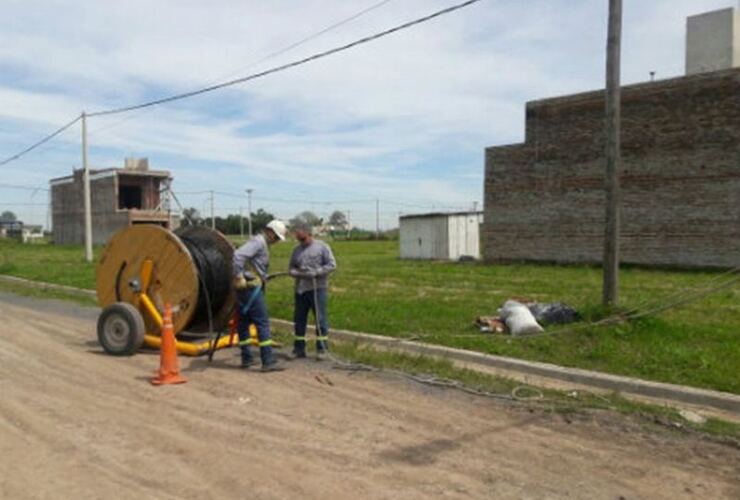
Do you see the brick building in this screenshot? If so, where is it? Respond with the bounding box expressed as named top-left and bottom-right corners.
top-left (50, 158), bottom-right (175, 245)
top-left (483, 10), bottom-right (740, 268)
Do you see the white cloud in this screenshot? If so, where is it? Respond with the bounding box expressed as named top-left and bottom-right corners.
top-left (1, 0), bottom-right (737, 228)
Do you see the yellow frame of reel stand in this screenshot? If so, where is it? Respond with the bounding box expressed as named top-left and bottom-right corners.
top-left (134, 259), bottom-right (259, 356)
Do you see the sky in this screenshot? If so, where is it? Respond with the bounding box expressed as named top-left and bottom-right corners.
top-left (0, 0), bottom-right (737, 229)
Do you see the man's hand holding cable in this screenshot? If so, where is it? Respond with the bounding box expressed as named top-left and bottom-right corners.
top-left (289, 267), bottom-right (316, 279)
top-left (236, 271), bottom-right (262, 289)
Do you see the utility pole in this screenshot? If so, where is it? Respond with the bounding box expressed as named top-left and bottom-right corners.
top-left (603, 0), bottom-right (623, 307)
top-left (246, 189), bottom-right (253, 237)
top-left (81, 111), bottom-right (93, 263)
top-left (375, 199), bottom-right (380, 239)
top-left (473, 201), bottom-right (478, 212)
top-left (346, 210), bottom-right (351, 239)
top-left (239, 205), bottom-right (244, 238)
top-left (46, 189), bottom-right (51, 234)
top-left (209, 190), bottom-right (215, 230)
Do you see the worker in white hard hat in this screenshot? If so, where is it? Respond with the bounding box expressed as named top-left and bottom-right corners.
top-left (232, 219), bottom-right (287, 372)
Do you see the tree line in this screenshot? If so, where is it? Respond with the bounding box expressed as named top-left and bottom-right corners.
top-left (180, 208), bottom-right (397, 240)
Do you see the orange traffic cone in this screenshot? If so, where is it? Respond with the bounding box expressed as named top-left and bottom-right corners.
top-left (151, 303), bottom-right (187, 386)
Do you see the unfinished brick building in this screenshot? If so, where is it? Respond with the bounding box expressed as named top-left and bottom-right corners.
top-left (484, 8), bottom-right (740, 268)
top-left (51, 158), bottom-right (174, 245)
top-left (483, 67), bottom-right (740, 268)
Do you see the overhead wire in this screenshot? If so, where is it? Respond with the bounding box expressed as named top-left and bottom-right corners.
top-left (0, 116), bottom-right (81, 166)
top-left (86, 0), bottom-right (484, 117)
top-left (0, 0), bottom-right (483, 181)
top-left (0, 183), bottom-right (49, 192)
top-left (86, 0), bottom-right (397, 138)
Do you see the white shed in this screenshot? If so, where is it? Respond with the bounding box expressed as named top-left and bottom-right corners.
top-left (399, 211), bottom-right (483, 260)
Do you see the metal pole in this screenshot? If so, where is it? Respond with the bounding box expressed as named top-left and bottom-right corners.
top-left (375, 199), bottom-right (380, 238)
top-left (46, 189), bottom-right (51, 235)
top-left (603, 0), bottom-right (622, 307)
top-left (81, 112), bottom-right (93, 262)
top-left (167, 177), bottom-right (173, 230)
top-left (246, 189), bottom-right (253, 237)
top-left (210, 190), bottom-right (215, 230)
top-left (346, 210), bottom-right (351, 239)
top-left (239, 205), bottom-right (244, 238)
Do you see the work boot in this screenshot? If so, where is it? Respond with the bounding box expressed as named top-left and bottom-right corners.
top-left (261, 360), bottom-right (286, 372)
top-left (316, 350), bottom-right (328, 362)
top-left (240, 358), bottom-right (255, 369)
top-left (287, 349), bottom-right (307, 361)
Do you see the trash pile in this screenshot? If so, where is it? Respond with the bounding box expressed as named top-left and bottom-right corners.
top-left (475, 300), bottom-right (580, 337)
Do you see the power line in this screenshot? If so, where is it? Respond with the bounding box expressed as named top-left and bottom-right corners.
top-left (210, 0), bottom-right (396, 85)
top-left (0, 0), bottom-right (481, 167)
top-left (86, 0), bottom-right (396, 139)
top-left (0, 116), bottom-right (81, 166)
top-left (0, 202), bottom-right (48, 207)
top-left (0, 183), bottom-right (49, 192)
top-left (179, 189), bottom-right (471, 210)
top-left (88, 0), bottom-right (484, 117)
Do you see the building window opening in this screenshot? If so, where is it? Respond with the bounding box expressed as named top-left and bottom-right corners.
top-left (119, 185), bottom-right (142, 209)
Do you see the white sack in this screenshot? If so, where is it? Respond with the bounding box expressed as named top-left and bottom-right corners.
top-left (498, 300), bottom-right (544, 336)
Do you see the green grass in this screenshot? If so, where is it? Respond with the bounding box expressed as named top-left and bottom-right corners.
top-left (0, 279), bottom-right (97, 306)
top-left (3, 277), bottom-right (738, 442)
top-left (269, 324), bottom-right (740, 442)
top-left (1, 238), bottom-right (739, 394)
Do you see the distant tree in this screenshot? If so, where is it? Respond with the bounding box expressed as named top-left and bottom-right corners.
top-left (0, 210), bottom-right (17, 223)
top-left (250, 208), bottom-right (275, 233)
top-left (289, 210), bottom-right (321, 229)
top-left (198, 209), bottom-right (276, 235)
top-left (181, 207), bottom-right (202, 226)
top-left (328, 210), bottom-right (348, 229)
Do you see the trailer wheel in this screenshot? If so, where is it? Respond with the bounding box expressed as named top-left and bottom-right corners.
top-left (97, 302), bottom-right (145, 355)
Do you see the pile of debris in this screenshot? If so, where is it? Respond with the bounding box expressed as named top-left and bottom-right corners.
top-left (475, 299), bottom-right (580, 337)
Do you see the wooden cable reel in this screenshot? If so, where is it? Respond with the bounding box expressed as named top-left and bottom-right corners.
top-left (96, 225), bottom-right (235, 355)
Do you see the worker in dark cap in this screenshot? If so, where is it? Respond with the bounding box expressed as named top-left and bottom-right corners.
top-left (288, 221), bottom-right (336, 360)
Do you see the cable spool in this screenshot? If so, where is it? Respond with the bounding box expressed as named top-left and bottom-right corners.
top-left (174, 225), bottom-right (235, 332)
top-left (96, 225), bottom-right (235, 336)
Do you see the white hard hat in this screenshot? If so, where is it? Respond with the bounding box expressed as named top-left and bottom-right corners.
top-left (266, 219), bottom-right (287, 241)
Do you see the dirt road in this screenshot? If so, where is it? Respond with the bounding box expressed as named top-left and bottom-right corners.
top-left (0, 292), bottom-right (738, 500)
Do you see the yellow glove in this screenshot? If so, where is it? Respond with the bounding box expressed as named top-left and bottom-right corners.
top-left (234, 275), bottom-right (247, 289)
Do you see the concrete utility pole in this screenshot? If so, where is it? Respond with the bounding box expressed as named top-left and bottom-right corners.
top-left (209, 190), bottom-right (215, 230)
top-left (603, 0), bottom-right (623, 307)
top-left (245, 189), bottom-right (253, 237)
top-left (81, 112), bottom-right (93, 263)
top-left (46, 189), bottom-right (51, 234)
top-left (375, 199), bottom-right (380, 239)
top-left (346, 210), bottom-right (351, 239)
top-left (239, 206), bottom-right (244, 238)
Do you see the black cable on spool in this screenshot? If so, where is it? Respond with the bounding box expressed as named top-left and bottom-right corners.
top-left (177, 230), bottom-right (232, 331)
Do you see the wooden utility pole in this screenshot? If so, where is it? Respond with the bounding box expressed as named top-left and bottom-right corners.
top-left (602, 0), bottom-right (623, 306)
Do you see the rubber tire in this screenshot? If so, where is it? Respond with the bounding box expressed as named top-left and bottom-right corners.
top-left (97, 302), bottom-right (146, 356)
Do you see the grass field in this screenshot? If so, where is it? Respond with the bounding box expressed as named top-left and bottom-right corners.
top-left (1, 238), bottom-right (738, 394)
